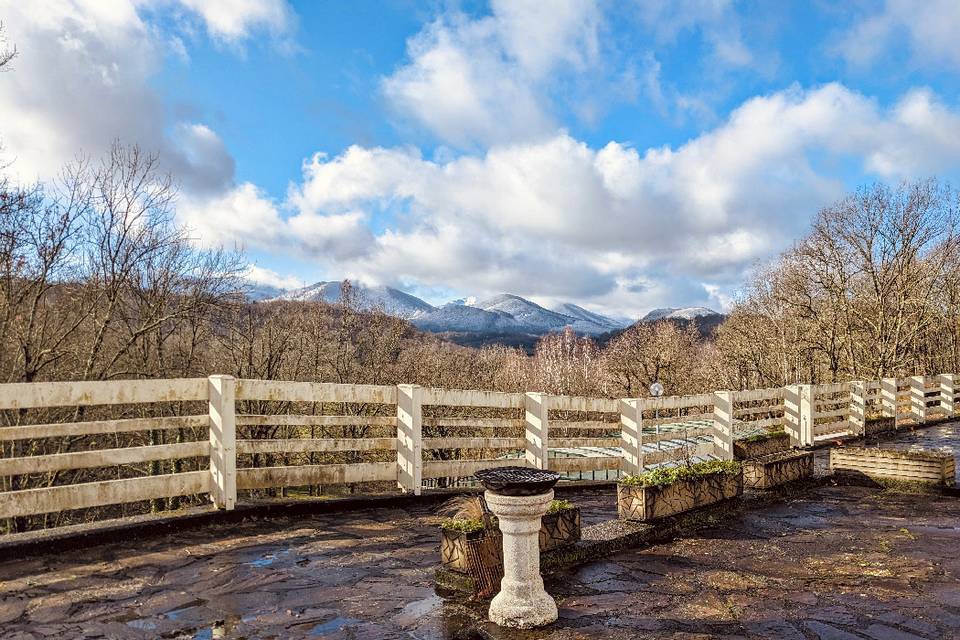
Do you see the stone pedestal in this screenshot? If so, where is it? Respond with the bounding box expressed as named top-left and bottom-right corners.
top-left (485, 489), bottom-right (558, 628)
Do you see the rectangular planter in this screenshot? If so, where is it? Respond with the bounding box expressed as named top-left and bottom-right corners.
top-left (830, 447), bottom-right (956, 486)
top-left (617, 471), bottom-right (743, 522)
top-left (440, 507), bottom-right (581, 573)
top-left (742, 450), bottom-right (814, 489)
top-left (539, 507), bottom-right (581, 552)
top-left (440, 527), bottom-right (491, 573)
top-left (734, 431), bottom-right (792, 460)
top-left (864, 417), bottom-right (896, 435)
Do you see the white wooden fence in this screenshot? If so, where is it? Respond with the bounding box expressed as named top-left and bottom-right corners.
top-left (0, 373), bottom-right (956, 523)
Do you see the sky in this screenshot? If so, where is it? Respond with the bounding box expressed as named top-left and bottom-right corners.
top-left (1, 0), bottom-right (960, 319)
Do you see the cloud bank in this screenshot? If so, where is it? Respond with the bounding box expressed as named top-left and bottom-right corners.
top-left (178, 84), bottom-right (960, 315)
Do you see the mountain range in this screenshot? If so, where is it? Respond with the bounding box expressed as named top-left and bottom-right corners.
top-left (641, 307), bottom-right (721, 322)
top-left (250, 280), bottom-right (722, 341)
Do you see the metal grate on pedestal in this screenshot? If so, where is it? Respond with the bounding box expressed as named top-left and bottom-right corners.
top-left (473, 466), bottom-right (560, 495)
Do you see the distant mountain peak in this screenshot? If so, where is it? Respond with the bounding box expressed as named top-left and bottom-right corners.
top-left (552, 302), bottom-right (628, 332)
top-left (249, 277), bottom-right (679, 340)
top-left (267, 280), bottom-right (433, 319)
top-left (642, 306), bottom-right (721, 322)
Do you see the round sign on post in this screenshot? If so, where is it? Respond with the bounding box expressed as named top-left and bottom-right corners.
top-left (649, 381), bottom-right (664, 450)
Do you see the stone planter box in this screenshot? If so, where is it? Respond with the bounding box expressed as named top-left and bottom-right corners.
top-left (539, 507), bottom-right (581, 552)
top-left (440, 507), bottom-right (581, 573)
top-left (742, 450), bottom-right (814, 489)
top-left (830, 447), bottom-right (956, 486)
top-left (734, 431), bottom-right (792, 460)
top-left (440, 527), bottom-right (492, 573)
top-left (617, 472), bottom-right (743, 522)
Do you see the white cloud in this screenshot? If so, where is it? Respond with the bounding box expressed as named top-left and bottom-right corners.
top-left (179, 182), bottom-right (285, 249)
top-left (634, 0), bottom-right (758, 70)
top-left (0, 0), bottom-right (292, 187)
top-left (179, 182), bottom-right (374, 262)
top-left (837, 0), bottom-right (960, 68)
top-left (165, 0), bottom-right (291, 43)
top-left (286, 210), bottom-right (374, 261)
top-left (489, 0), bottom-right (600, 77)
top-left (0, 0), bottom-right (163, 182)
top-left (244, 264), bottom-right (304, 290)
top-left (271, 83), bottom-right (960, 317)
top-left (381, 0), bottom-right (602, 148)
top-left (169, 123), bottom-right (236, 194)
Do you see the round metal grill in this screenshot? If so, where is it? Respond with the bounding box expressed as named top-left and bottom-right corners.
top-left (473, 466), bottom-right (561, 495)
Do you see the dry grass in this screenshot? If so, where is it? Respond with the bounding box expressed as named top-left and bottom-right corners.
top-left (438, 495), bottom-right (485, 520)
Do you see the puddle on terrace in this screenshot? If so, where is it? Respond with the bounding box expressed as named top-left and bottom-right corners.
top-left (125, 618), bottom-right (157, 631)
top-left (164, 602), bottom-right (207, 621)
top-left (395, 593), bottom-right (443, 625)
top-left (191, 619), bottom-right (244, 640)
top-left (309, 616), bottom-right (363, 636)
top-left (121, 598), bottom-right (208, 630)
top-left (123, 599), bottom-right (253, 639)
top-left (246, 547), bottom-right (294, 568)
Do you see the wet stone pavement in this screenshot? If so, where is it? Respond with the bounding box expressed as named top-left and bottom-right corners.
top-left (1, 425), bottom-right (960, 639)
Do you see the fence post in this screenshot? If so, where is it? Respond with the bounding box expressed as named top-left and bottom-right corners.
top-left (783, 385), bottom-right (801, 447)
top-left (712, 391), bottom-right (735, 461)
top-left (785, 383), bottom-right (816, 447)
top-left (784, 384), bottom-right (814, 447)
top-left (619, 398), bottom-right (643, 476)
top-left (397, 384), bottom-right (423, 495)
top-left (800, 384), bottom-right (814, 446)
top-left (881, 377), bottom-right (898, 427)
top-left (525, 392), bottom-right (549, 470)
top-left (939, 374), bottom-right (955, 418)
top-left (208, 375), bottom-right (237, 511)
top-left (849, 381), bottom-right (866, 437)
top-left (910, 375), bottom-right (927, 425)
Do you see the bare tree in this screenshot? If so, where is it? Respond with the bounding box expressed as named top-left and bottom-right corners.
top-left (716, 179), bottom-right (960, 384)
top-left (604, 320), bottom-right (703, 397)
top-left (0, 23), bottom-right (15, 71)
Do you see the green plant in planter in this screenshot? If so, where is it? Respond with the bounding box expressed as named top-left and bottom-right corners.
top-left (440, 517), bottom-right (485, 533)
top-left (621, 460), bottom-right (741, 488)
top-left (740, 426), bottom-right (785, 443)
top-left (547, 499), bottom-right (574, 514)
top-left (438, 495), bottom-right (490, 534)
top-left (438, 496), bottom-right (576, 533)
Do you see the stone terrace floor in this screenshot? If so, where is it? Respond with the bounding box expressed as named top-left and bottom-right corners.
top-left (2, 423), bottom-right (960, 639)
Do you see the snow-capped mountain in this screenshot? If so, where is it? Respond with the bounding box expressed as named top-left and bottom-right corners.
top-left (469, 294), bottom-right (629, 335)
top-left (244, 282), bottom-right (289, 302)
top-left (411, 303), bottom-right (524, 333)
top-left (472, 294), bottom-right (573, 331)
top-left (642, 306), bottom-right (721, 322)
top-left (258, 280), bottom-right (632, 339)
top-left (552, 303), bottom-right (628, 333)
top-left (269, 281), bottom-right (433, 319)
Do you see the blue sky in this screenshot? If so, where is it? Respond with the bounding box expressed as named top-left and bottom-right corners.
top-left (2, 1), bottom-right (960, 317)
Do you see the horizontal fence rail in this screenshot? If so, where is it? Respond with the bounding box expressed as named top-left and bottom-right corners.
top-left (0, 373), bottom-right (956, 526)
